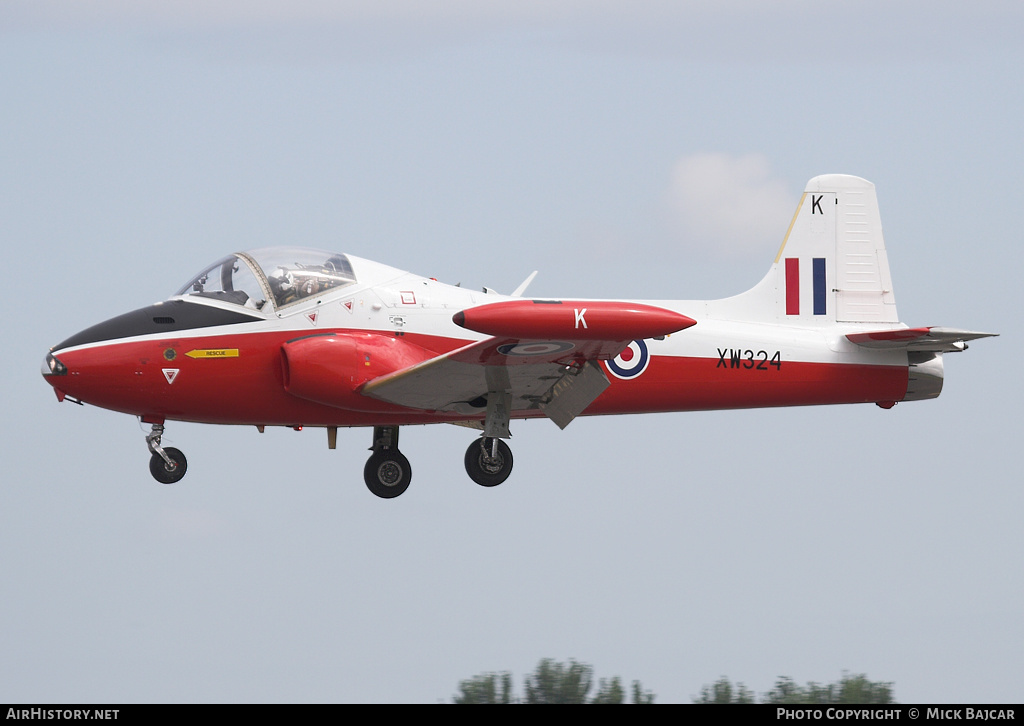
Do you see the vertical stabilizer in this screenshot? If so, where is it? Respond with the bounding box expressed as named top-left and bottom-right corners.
top-left (711, 175), bottom-right (899, 325)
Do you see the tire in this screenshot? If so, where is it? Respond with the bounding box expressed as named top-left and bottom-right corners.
top-left (364, 450), bottom-right (412, 499)
top-left (149, 447), bottom-right (187, 484)
top-left (464, 438), bottom-right (513, 488)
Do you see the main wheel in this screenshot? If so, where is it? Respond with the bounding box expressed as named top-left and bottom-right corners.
top-left (364, 450), bottom-right (412, 499)
top-left (149, 447), bottom-right (188, 484)
top-left (464, 438), bottom-right (513, 487)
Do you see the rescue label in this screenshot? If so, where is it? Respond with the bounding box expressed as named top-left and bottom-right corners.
top-left (185, 349), bottom-right (240, 359)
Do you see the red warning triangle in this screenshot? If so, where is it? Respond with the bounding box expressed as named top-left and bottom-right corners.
top-left (343, 300), bottom-right (353, 312)
top-left (306, 311), bottom-right (318, 326)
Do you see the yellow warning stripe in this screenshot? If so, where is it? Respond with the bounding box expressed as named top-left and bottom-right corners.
top-left (185, 349), bottom-right (240, 359)
top-left (774, 192), bottom-right (806, 264)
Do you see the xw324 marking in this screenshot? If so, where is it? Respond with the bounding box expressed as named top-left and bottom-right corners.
top-left (716, 348), bottom-right (782, 371)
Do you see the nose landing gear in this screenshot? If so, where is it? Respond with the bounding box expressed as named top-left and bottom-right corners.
top-left (146, 422), bottom-right (188, 484)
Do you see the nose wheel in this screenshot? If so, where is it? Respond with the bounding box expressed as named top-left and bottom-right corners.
top-left (146, 423), bottom-right (187, 484)
top-left (465, 437), bottom-right (513, 487)
top-left (149, 447), bottom-right (188, 484)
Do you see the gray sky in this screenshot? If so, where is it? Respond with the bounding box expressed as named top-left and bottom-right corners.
top-left (2, 1), bottom-right (1020, 704)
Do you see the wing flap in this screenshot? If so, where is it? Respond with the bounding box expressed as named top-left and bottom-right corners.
top-left (538, 360), bottom-right (610, 429)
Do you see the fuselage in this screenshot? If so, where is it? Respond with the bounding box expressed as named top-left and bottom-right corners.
top-left (42, 247), bottom-right (920, 430)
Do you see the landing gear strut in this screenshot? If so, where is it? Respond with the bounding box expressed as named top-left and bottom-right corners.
top-left (146, 423), bottom-right (187, 484)
top-left (364, 425), bottom-right (411, 499)
top-left (464, 437), bottom-right (513, 487)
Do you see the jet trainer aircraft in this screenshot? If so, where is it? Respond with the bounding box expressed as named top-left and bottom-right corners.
top-left (42, 175), bottom-right (995, 498)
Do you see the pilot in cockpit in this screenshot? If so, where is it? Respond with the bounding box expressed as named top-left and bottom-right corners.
top-left (268, 256), bottom-right (350, 306)
top-left (267, 267), bottom-right (297, 306)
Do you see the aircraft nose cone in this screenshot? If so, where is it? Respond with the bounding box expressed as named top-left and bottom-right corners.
top-left (42, 351), bottom-right (70, 402)
top-left (42, 351), bottom-right (68, 378)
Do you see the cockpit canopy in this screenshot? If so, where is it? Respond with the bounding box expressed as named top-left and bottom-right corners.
top-left (175, 247), bottom-right (356, 312)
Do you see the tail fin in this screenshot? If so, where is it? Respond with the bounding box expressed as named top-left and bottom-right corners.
top-left (711, 174), bottom-right (899, 325)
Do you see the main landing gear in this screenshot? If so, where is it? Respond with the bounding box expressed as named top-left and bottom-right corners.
top-left (464, 437), bottom-right (513, 488)
top-left (361, 426), bottom-right (514, 498)
top-left (363, 426), bottom-right (411, 499)
top-left (146, 422), bottom-right (187, 484)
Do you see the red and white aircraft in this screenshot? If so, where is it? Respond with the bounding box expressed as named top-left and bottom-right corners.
top-left (42, 175), bottom-right (994, 498)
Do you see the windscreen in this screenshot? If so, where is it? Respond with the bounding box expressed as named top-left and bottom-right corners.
top-left (175, 254), bottom-right (268, 311)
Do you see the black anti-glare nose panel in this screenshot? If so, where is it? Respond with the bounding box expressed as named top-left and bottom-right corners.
top-left (52, 300), bottom-right (262, 352)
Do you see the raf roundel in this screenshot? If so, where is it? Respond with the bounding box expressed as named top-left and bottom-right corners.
top-left (605, 340), bottom-right (650, 379)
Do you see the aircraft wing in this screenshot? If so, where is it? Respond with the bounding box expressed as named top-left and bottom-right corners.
top-left (361, 300), bottom-right (695, 430)
top-left (846, 326), bottom-right (997, 353)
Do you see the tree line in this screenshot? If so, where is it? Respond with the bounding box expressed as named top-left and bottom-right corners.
top-left (453, 659), bottom-right (654, 704)
top-left (452, 659), bottom-right (895, 704)
top-left (695, 674), bottom-right (895, 704)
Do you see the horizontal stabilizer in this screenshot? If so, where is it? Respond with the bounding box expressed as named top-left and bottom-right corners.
top-left (846, 327), bottom-right (997, 353)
